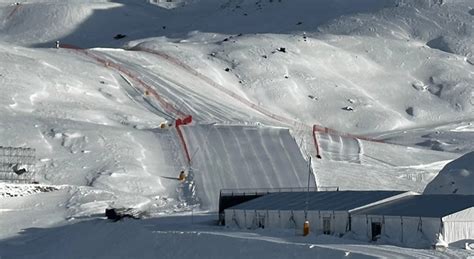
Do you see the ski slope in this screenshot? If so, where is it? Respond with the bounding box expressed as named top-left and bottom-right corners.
top-left (181, 124), bottom-right (310, 210)
top-left (312, 133), bottom-right (458, 191)
top-left (90, 48), bottom-right (274, 124)
top-left (1, 0), bottom-right (474, 258)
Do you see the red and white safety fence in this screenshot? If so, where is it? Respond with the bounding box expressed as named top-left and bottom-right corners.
top-left (62, 44), bottom-right (194, 165)
top-left (312, 125), bottom-right (384, 159)
top-left (130, 46), bottom-right (310, 130)
top-left (61, 44), bottom-right (188, 119)
top-left (6, 3), bottom-right (22, 20)
top-left (61, 44), bottom-right (385, 163)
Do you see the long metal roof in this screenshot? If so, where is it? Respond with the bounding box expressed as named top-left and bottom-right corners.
top-left (353, 194), bottom-right (474, 218)
top-left (227, 191), bottom-right (405, 211)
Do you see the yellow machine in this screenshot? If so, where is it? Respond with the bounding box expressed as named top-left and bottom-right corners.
top-left (178, 170), bottom-right (186, 181)
top-left (303, 220), bottom-right (310, 236)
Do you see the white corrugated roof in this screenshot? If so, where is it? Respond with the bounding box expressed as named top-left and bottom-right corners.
top-left (353, 194), bottom-right (474, 217)
top-left (228, 191), bottom-right (405, 211)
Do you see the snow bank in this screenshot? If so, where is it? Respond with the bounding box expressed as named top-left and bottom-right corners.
top-left (424, 152), bottom-right (474, 194)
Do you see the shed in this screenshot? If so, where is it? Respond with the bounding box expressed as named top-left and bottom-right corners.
top-left (225, 191), bottom-right (409, 235)
top-left (351, 194), bottom-right (474, 248)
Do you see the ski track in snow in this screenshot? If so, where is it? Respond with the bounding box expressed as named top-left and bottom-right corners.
top-left (5, 3), bottom-right (22, 21)
top-left (152, 229), bottom-right (458, 259)
top-left (95, 50), bottom-right (257, 123)
top-left (39, 60), bottom-right (62, 72)
top-left (129, 47), bottom-right (310, 128)
top-left (29, 85), bottom-right (49, 105)
top-left (126, 132), bottom-right (149, 176)
top-left (37, 128), bottom-right (53, 152)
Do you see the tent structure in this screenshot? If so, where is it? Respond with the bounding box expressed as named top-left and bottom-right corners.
top-left (225, 191), bottom-right (410, 236)
top-left (351, 194), bottom-right (474, 248)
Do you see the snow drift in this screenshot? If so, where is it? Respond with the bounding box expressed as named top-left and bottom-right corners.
top-left (424, 151), bottom-right (474, 195)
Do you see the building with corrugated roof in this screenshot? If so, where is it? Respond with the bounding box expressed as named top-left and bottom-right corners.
top-left (224, 191), bottom-right (411, 236)
top-left (351, 194), bottom-right (474, 248)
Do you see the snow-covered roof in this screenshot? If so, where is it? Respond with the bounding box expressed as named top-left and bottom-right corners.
top-left (424, 151), bottom-right (474, 195)
top-left (227, 191), bottom-right (405, 211)
top-left (353, 195), bottom-right (474, 218)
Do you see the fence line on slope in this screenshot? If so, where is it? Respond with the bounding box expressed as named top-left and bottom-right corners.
top-left (5, 3), bottom-right (22, 20)
top-left (313, 125), bottom-right (384, 143)
top-left (312, 125), bottom-right (323, 159)
top-left (175, 116), bottom-right (193, 165)
top-left (129, 46), bottom-right (310, 130)
top-left (128, 47), bottom-right (385, 160)
top-left (115, 48), bottom-right (394, 168)
top-left (61, 44), bottom-right (187, 118)
top-left (61, 44), bottom-right (193, 165)
top-left (61, 44), bottom-right (385, 163)
top-left (312, 124), bottom-right (385, 159)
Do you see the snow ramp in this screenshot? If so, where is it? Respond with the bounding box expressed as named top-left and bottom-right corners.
top-left (316, 133), bottom-right (361, 163)
top-left (181, 124), bottom-right (310, 211)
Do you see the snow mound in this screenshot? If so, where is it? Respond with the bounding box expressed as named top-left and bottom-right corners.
top-left (424, 151), bottom-right (474, 194)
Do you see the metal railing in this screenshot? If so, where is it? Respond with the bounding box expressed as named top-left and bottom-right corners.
top-left (219, 186), bottom-right (339, 197)
top-left (317, 186), bottom-right (340, 191)
top-left (0, 146), bottom-right (36, 183)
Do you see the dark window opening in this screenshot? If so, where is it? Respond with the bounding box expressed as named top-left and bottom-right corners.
top-left (371, 222), bottom-right (382, 241)
top-left (323, 217), bottom-right (331, 235)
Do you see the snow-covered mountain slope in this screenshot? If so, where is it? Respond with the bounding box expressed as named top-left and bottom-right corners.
top-left (0, 0), bottom-right (398, 47)
top-left (313, 135), bottom-right (458, 192)
top-left (126, 30), bottom-right (473, 133)
top-left (0, 37), bottom-right (309, 205)
top-left (0, 45), bottom-right (164, 125)
top-left (0, 44), bottom-right (181, 194)
top-left (375, 120), bottom-right (474, 154)
top-left (424, 151), bottom-right (474, 195)
top-left (2, 0), bottom-right (473, 132)
top-left (1, 0), bottom-right (474, 257)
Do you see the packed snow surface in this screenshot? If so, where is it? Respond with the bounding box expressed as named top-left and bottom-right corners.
top-left (1, 0), bottom-right (474, 257)
top-left (424, 151), bottom-right (474, 195)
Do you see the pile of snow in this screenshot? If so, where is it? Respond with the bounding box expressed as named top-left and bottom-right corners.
top-left (424, 151), bottom-right (474, 194)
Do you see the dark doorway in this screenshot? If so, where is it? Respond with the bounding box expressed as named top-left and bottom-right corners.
top-left (257, 214), bottom-right (265, 229)
top-left (323, 217), bottom-right (331, 235)
top-left (371, 222), bottom-right (382, 241)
